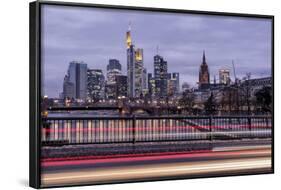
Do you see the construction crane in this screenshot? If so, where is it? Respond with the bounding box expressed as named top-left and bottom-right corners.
top-left (232, 60), bottom-right (237, 83)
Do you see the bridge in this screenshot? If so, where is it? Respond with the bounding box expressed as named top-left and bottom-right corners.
top-left (47, 105), bottom-right (182, 115)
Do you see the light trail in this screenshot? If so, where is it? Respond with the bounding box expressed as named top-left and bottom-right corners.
top-left (42, 130), bottom-right (271, 142)
top-left (42, 144), bottom-right (271, 163)
top-left (42, 150), bottom-right (212, 162)
top-left (41, 157), bottom-right (271, 186)
top-left (213, 145), bottom-right (271, 151)
top-left (41, 147), bottom-right (271, 167)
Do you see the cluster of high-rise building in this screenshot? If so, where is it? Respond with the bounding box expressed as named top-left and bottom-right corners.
top-left (60, 44), bottom-right (271, 109)
top-left (62, 24), bottom-right (263, 104)
top-left (60, 36), bottom-right (236, 104)
top-left (147, 55), bottom-right (180, 99)
top-left (62, 59), bottom-right (127, 102)
top-left (61, 24), bottom-right (180, 102)
top-left (58, 25), bottom-right (271, 115)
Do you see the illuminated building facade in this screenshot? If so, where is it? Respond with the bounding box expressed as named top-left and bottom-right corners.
top-left (116, 75), bottom-right (128, 98)
top-left (107, 59), bottom-right (122, 83)
top-left (172, 72), bottom-right (180, 93)
top-left (87, 69), bottom-right (105, 101)
top-left (154, 54), bottom-right (168, 98)
top-left (127, 24), bottom-right (135, 98)
top-left (148, 73), bottom-right (156, 98)
top-left (142, 68), bottom-right (148, 92)
top-left (106, 59), bottom-right (122, 99)
top-left (135, 48), bottom-right (144, 97)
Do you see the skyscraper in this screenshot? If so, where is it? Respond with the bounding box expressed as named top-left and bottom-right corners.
top-left (219, 69), bottom-right (231, 85)
top-left (116, 75), bottom-right (128, 98)
top-left (107, 59), bottom-right (122, 83)
top-left (198, 51), bottom-right (210, 89)
top-left (154, 54), bottom-right (168, 98)
top-left (87, 69), bottom-right (105, 101)
top-left (167, 79), bottom-right (177, 96)
top-left (154, 55), bottom-right (168, 80)
top-left (126, 24), bottom-right (147, 98)
top-left (127, 24), bottom-right (135, 98)
top-left (172, 72), bottom-right (180, 93)
top-left (63, 75), bottom-right (74, 99)
top-left (135, 48), bottom-right (144, 97)
top-left (142, 68), bottom-right (147, 90)
top-left (107, 59), bottom-right (122, 71)
top-left (148, 73), bottom-right (156, 98)
top-left (66, 61), bottom-right (87, 100)
top-left (105, 59), bottom-right (122, 99)
top-left (126, 23), bottom-right (132, 49)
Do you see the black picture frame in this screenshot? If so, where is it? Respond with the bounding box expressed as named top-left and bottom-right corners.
top-left (29, 0), bottom-right (274, 188)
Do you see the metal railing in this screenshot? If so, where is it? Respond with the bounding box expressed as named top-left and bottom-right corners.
top-left (41, 115), bottom-right (272, 146)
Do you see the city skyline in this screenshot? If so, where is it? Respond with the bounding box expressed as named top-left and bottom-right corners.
top-left (42, 5), bottom-right (272, 98)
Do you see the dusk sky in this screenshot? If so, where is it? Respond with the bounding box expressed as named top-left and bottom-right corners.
top-left (41, 4), bottom-right (272, 98)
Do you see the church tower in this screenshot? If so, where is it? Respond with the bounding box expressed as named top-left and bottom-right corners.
top-left (199, 51), bottom-right (210, 88)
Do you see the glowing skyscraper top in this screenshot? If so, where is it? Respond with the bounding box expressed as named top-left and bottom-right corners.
top-left (126, 22), bottom-right (132, 49)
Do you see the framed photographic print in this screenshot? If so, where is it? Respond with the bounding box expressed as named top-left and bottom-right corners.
top-left (29, 0), bottom-right (274, 188)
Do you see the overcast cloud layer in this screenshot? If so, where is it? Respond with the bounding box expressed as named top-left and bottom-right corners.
top-left (41, 5), bottom-right (272, 98)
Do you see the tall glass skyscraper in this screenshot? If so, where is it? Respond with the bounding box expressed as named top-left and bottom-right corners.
top-left (65, 61), bottom-right (88, 100)
top-left (154, 55), bottom-right (167, 80)
top-left (126, 25), bottom-right (135, 98)
top-left (106, 59), bottom-right (122, 99)
top-left (107, 59), bottom-right (122, 83)
top-left (135, 48), bottom-right (144, 97)
top-left (154, 54), bottom-right (168, 98)
top-left (126, 24), bottom-right (147, 98)
top-left (142, 68), bottom-right (147, 90)
top-left (87, 69), bottom-right (105, 101)
top-left (148, 72), bottom-right (156, 98)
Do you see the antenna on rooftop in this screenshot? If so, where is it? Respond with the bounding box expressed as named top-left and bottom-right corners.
top-left (232, 60), bottom-right (237, 83)
top-left (128, 21), bottom-right (132, 31)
